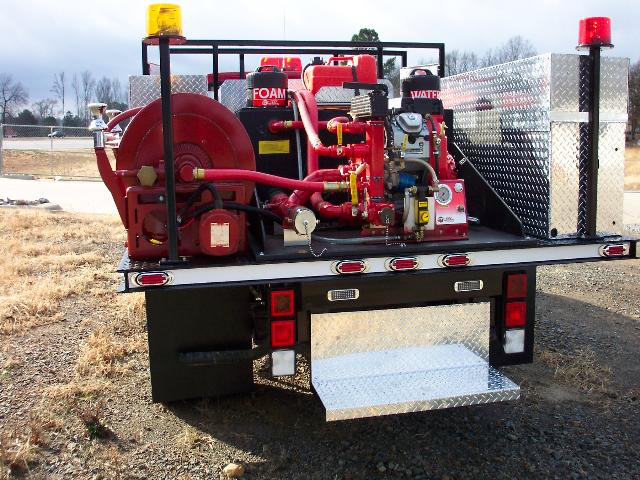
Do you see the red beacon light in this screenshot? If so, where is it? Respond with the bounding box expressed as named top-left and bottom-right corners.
top-left (577, 17), bottom-right (613, 50)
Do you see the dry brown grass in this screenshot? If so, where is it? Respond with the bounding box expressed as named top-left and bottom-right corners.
top-left (174, 427), bottom-right (216, 454)
top-left (1, 434), bottom-right (36, 476)
top-left (2, 149), bottom-right (113, 178)
top-left (625, 144), bottom-right (640, 191)
top-left (538, 347), bottom-right (611, 394)
top-left (0, 210), bottom-right (122, 334)
top-left (75, 327), bottom-right (146, 378)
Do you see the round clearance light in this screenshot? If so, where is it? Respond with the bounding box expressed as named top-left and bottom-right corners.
top-left (332, 260), bottom-right (368, 275)
top-left (386, 257), bottom-right (419, 272)
top-left (135, 271), bottom-right (172, 286)
top-left (439, 254), bottom-right (471, 268)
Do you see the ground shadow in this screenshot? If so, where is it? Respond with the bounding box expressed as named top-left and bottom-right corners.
top-left (166, 292), bottom-right (640, 479)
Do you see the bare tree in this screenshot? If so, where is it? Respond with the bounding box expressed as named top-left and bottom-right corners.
top-left (32, 98), bottom-right (57, 119)
top-left (71, 73), bottom-right (81, 118)
top-left (95, 77), bottom-right (113, 105)
top-left (481, 52), bottom-right (496, 68)
top-left (0, 74), bottom-right (28, 123)
top-left (486, 36), bottom-right (536, 66)
top-left (111, 78), bottom-right (125, 104)
top-left (630, 60), bottom-right (640, 140)
top-left (445, 50), bottom-right (461, 76)
top-left (51, 72), bottom-right (66, 119)
top-left (446, 50), bottom-right (481, 76)
top-left (80, 70), bottom-right (95, 121)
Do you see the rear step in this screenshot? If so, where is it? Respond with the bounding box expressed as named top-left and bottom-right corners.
top-left (313, 344), bottom-right (519, 421)
top-left (311, 303), bottom-right (520, 421)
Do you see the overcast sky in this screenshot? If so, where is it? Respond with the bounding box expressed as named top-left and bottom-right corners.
top-left (1, 0), bottom-right (637, 109)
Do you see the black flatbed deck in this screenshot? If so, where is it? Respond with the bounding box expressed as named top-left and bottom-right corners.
top-left (118, 223), bottom-right (634, 274)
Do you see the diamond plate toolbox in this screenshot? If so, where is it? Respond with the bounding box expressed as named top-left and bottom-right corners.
top-left (128, 75), bottom-right (208, 108)
top-left (311, 303), bottom-right (519, 421)
top-left (440, 54), bottom-right (628, 238)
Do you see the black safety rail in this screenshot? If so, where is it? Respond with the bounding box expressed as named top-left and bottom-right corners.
top-left (142, 39), bottom-right (446, 100)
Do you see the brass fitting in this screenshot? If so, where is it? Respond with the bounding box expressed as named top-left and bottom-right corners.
top-left (193, 168), bottom-right (205, 180)
top-left (323, 181), bottom-right (349, 192)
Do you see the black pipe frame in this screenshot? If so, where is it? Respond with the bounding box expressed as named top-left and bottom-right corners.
top-left (158, 38), bottom-right (181, 264)
top-left (143, 39), bottom-right (446, 100)
top-left (584, 45), bottom-right (601, 238)
top-left (142, 39), bottom-right (445, 262)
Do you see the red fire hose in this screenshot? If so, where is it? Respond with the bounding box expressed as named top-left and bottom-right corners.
top-left (292, 90), bottom-right (321, 173)
top-left (106, 107), bottom-right (143, 132)
top-left (191, 168), bottom-right (345, 192)
top-left (310, 192), bottom-right (349, 219)
top-left (268, 169), bottom-right (343, 218)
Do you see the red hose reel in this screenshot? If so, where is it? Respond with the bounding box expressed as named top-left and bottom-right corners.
top-left (96, 93), bottom-right (255, 260)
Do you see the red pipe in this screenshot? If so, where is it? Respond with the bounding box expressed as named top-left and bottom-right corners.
top-left (366, 121), bottom-right (386, 198)
top-left (193, 168), bottom-right (333, 192)
top-left (310, 192), bottom-right (349, 219)
top-left (292, 90), bottom-right (320, 173)
top-left (95, 148), bottom-right (127, 225)
top-left (325, 117), bottom-right (368, 134)
top-left (269, 117), bottom-right (367, 135)
top-left (106, 107), bottom-right (143, 132)
top-left (269, 120), bottom-right (329, 133)
top-left (288, 169), bottom-right (342, 206)
top-left (267, 169), bottom-right (343, 219)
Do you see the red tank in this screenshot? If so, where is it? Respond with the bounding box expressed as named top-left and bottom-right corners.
top-left (303, 55), bottom-right (377, 94)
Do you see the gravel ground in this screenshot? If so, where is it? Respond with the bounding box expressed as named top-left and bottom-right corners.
top-left (1, 234), bottom-right (639, 479)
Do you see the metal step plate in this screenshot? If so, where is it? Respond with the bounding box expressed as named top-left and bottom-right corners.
top-left (313, 344), bottom-right (519, 421)
top-left (311, 304), bottom-right (520, 421)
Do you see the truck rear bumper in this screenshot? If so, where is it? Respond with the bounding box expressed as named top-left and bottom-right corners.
top-left (311, 303), bottom-right (520, 421)
top-left (119, 237), bottom-right (637, 291)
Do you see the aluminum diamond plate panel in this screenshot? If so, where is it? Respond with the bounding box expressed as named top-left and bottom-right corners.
top-left (549, 122), bottom-right (580, 235)
top-left (441, 54), bottom-right (628, 238)
top-left (218, 79), bottom-right (392, 112)
top-left (219, 79), bottom-right (304, 113)
top-left (312, 303), bottom-right (491, 360)
top-left (311, 303), bottom-right (520, 421)
top-left (596, 122), bottom-right (625, 233)
top-left (128, 75), bottom-right (208, 108)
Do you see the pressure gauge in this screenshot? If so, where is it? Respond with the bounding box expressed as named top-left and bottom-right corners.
top-left (435, 184), bottom-right (453, 205)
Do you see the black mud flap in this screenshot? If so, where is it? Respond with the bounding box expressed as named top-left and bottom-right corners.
top-left (145, 286), bottom-right (254, 403)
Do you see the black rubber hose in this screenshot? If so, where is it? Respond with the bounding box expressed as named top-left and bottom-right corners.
top-left (179, 182), bottom-right (223, 219)
top-left (185, 201), bottom-right (282, 225)
top-left (311, 234), bottom-right (403, 245)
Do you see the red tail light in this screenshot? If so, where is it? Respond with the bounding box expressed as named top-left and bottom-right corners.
top-left (135, 272), bottom-right (171, 286)
top-left (271, 320), bottom-right (295, 347)
top-left (332, 260), bottom-right (368, 275)
top-left (271, 290), bottom-right (295, 317)
top-left (600, 244), bottom-right (627, 257)
top-left (506, 273), bottom-right (527, 299)
top-left (578, 17), bottom-right (612, 48)
top-left (386, 257), bottom-right (419, 271)
top-left (505, 301), bottom-right (527, 328)
top-left (440, 254), bottom-right (470, 267)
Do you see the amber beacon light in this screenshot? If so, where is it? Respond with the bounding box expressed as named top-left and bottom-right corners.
top-left (577, 16), bottom-right (612, 49)
top-left (145, 3), bottom-right (186, 45)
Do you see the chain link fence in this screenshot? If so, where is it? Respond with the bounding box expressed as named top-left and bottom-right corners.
top-left (0, 124), bottom-right (103, 179)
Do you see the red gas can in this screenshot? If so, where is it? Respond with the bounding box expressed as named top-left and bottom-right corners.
top-left (303, 55), bottom-right (377, 95)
